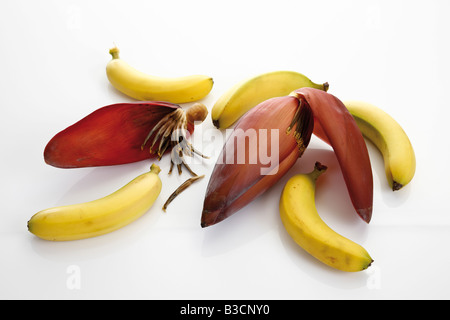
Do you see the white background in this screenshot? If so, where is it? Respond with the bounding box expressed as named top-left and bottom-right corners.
top-left (1, 0), bottom-right (449, 300)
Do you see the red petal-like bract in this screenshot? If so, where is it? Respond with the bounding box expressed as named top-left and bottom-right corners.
top-left (44, 101), bottom-right (194, 168)
top-left (294, 88), bottom-right (373, 223)
top-left (201, 96), bottom-right (313, 227)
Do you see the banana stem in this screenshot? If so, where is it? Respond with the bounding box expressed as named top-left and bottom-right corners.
top-left (310, 162), bottom-right (328, 181)
top-left (150, 164), bottom-right (161, 174)
top-left (109, 46), bottom-right (120, 59)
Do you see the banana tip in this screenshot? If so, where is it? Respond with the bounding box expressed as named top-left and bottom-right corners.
top-left (363, 259), bottom-right (374, 271)
top-left (212, 119), bottom-right (220, 129)
top-left (201, 208), bottom-right (226, 228)
top-left (200, 213), bottom-right (212, 228)
top-left (392, 181), bottom-right (403, 191)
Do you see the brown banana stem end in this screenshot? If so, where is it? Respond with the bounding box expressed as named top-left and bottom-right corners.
top-left (392, 181), bottom-right (403, 191)
top-left (310, 162), bottom-right (328, 181)
top-left (212, 119), bottom-right (220, 129)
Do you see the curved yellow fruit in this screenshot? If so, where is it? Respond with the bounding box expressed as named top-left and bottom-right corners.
top-left (344, 100), bottom-right (416, 191)
top-left (106, 47), bottom-right (213, 104)
top-left (211, 70), bottom-right (328, 129)
top-left (279, 162), bottom-right (373, 272)
top-left (28, 164), bottom-right (162, 241)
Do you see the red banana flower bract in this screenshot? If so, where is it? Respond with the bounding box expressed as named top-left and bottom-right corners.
top-left (292, 88), bottom-right (373, 223)
top-left (201, 96), bottom-right (313, 227)
top-left (44, 101), bottom-right (200, 169)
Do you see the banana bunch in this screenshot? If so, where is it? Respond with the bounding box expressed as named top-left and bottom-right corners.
top-left (28, 164), bottom-right (162, 241)
top-left (280, 162), bottom-right (373, 272)
top-left (106, 47), bottom-right (213, 104)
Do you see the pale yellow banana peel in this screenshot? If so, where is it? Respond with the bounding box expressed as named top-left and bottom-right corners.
top-left (106, 47), bottom-right (213, 103)
top-left (279, 162), bottom-right (373, 272)
top-left (28, 164), bottom-right (162, 241)
top-left (345, 100), bottom-right (416, 191)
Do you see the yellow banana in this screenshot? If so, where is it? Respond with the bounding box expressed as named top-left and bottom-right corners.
top-left (28, 164), bottom-right (162, 241)
top-left (344, 100), bottom-right (416, 191)
top-left (279, 162), bottom-right (373, 272)
top-left (106, 47), bottom-right (213, 104)
top-left (211, 70), bottom-right (328, 129)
